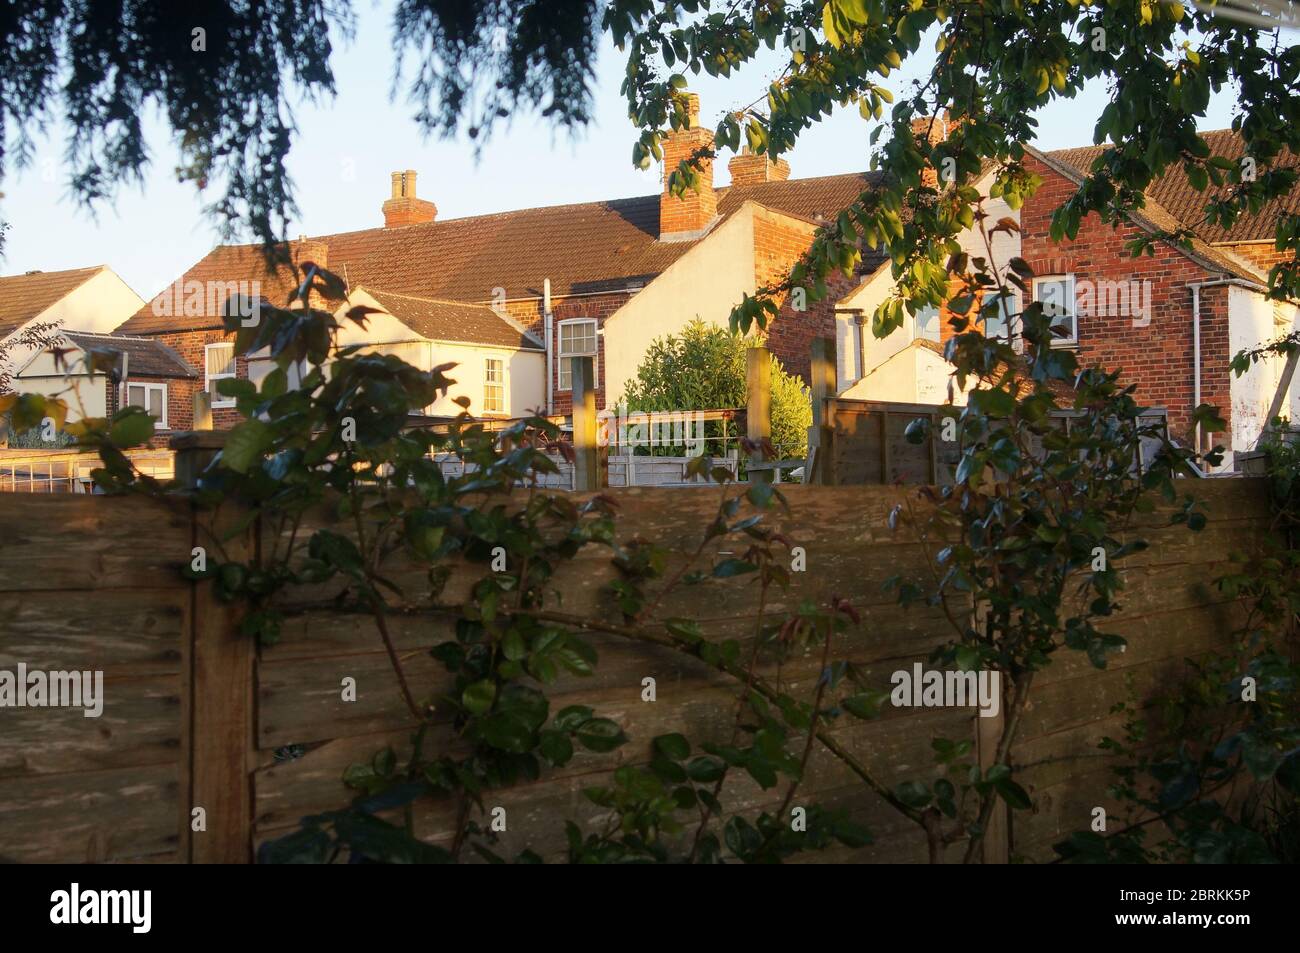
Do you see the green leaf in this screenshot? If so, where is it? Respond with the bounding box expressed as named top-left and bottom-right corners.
top-left (108, 409), bottom-right (155, 447)
top-left (995, 778), bottom-right (1033, 810)
top-left (894, 780), bottom-right (932, 808)
top-left (575, 717), bottom-right (627, 752)
top-left (222, 417), bottom-right (273, 473)
top-left (654, 733), bottom-right (691, 761)
top-left (462, 679), bottom-right (497, 715)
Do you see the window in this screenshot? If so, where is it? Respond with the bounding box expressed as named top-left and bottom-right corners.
top-left (983, 290), bottom-right (1018, 346)
top-left (125, 382), bottom-right (168, 429)
top-left (1033, 275), bottom-right (1077, 346)
top-left (484, 357), bottom-right (505, 414)
top-left (558, 319), bottom-right (598, 391)
top-left (915, 306), bottom-right (941, 342)
top-left (205, 342), bottom-right (236, 408)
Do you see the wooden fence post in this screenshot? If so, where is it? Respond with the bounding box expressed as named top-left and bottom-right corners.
top-left (808, 336), bottom-right (838, 485)
top-left (171, 431), bottom-right (256, 863)
top-left (571, 357), bottom-right (602, 491)
top-left (746, 346), bottom-right (772, 483)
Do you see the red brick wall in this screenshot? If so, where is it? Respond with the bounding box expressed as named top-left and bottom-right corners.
top-left (136, 329), bottom-right (250, 432)
top-left (1021, 155), bottom-right (1227, 443)
top-left (503, 291), bottom-right (632, 414)
top-left (660, 95), bottom-right (716, 237)
top-left (106, 374), bottom-right (193, 448)
top-left (751, 211), bottom-right (823, 383)
top-left (1225, 241), bottom-right (1287, 273)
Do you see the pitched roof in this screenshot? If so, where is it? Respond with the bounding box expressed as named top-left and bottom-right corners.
top-left (0, 266), bottom-right (107, 339)
top-left (1047, 130), bottom-right (1300, 245)
top-left (1028, 145), bottom-right (1266, 285)
top-left (58, 332), bottom-right (196, 379)
top-left (117, 172), bottom-right (881, 335)
top-left (360, 289), bottom-right (543, 350)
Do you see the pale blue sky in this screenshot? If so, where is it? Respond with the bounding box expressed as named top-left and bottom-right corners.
top-left (1, 2), bottom-right (1240, 302)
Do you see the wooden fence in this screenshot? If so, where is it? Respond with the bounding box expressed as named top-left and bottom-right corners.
top-left (816, 399), bottom-right (1171, 486)
top-left (0, 474), bottom-right (1273, 863)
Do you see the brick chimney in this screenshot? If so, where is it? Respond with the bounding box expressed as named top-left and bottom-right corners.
top-left (382, 170), bottom-right (437, 227)
top-left (660, 93), bottom-right (717, 240)
top-left (292, 236), bottom-right (329, 270)
top-left (728, 147), bottom-right (791, 187)
top-left (910, 112), bottom-right (950, 188)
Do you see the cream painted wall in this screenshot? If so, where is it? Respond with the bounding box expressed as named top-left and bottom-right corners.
top-left (835, 169), bottom-right (1018, 403)
top-left (11, 373), bottom-right (108, 421)
top-left (602, 203), bottom-right (787, 405)
top-left (837, 266), bottom-right (911, 386)
top-left (1, 267), bottom-right (144, 384)
top-left (1228, 285), bottom-right (1286, 456)
top-left (57, 269), bottom-right (146, 333)
top-left (428, 341), bottom-right (546, 417)
top-left (839, 343), bottom-right (969, 406)
top-left (957, 175), bottom-right (1021, 279)
top-left (13, 346), bottom-right (108, 421)
top-left (332, 289), bottom-right (546, 417)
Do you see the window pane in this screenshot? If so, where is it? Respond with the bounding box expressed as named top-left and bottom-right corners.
top-left (560, 321), bottom-right (596, 355)
top-left (127, 384), bottom-right (144, 407)
top-left (484, 358), bottom-right (504, 412)
top-left (1038, 280), bottom-right (1073, 317)
top-left (206, 343), bottom-right (234, 376)
top-left (915, 306), bottom-right (940, 342)
top-left (984, 292), bottom-right (1015, 343)
top-left (148, 388), bottom-right (163, 419)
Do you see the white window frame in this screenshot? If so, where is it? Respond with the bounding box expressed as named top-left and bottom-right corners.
top-left (205, 342), bottom-right (237, 408)
top-left (557, 318), bottom-right (599, 392)
top-left (125, 382), bottom-right (168, 430)
top-left (484, 356), bottom-right (506, 414)
top-left (1033, 275), bottom-right (1077, 347)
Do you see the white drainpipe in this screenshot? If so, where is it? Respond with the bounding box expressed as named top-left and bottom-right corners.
top-left (544, 278), bottom-right (554, 415)
top-left (1191, 283), bottom-right (1202, 453)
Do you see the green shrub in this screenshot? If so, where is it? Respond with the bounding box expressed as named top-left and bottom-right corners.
top-left (619, 319), bottom-right (811, 460)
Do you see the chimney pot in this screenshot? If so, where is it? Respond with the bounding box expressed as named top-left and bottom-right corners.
top-left (383, 169), bottom-right (437, 227)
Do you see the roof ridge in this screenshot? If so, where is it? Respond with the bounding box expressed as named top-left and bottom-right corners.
top-left (0, 263), bottom-right (106, 281)
top-left (360, 287), bottom-right (496, 309)
top-left (209, 170), bottom-right (875, 252)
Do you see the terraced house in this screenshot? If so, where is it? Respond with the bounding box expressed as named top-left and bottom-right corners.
top-left (111, 93), bottom-right (871, 432)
